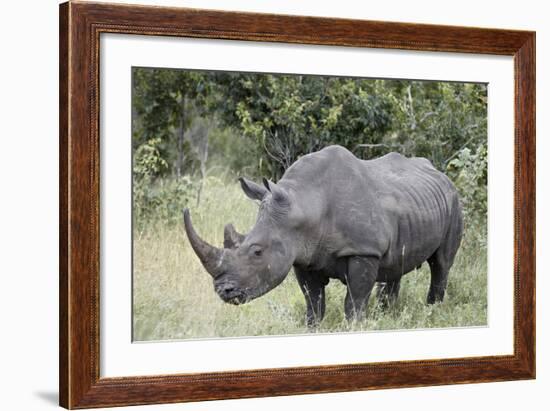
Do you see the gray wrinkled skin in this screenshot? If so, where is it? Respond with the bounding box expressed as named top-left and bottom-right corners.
top-left (184, 145), bottom-right (463, 326)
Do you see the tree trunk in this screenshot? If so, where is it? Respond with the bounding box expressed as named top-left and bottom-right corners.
top-left (176, 96), bottom-right (186, 178)
top-left (196, 132), bottom-right (209, 207)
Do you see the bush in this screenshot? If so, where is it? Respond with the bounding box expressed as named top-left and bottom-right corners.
top-left (134, 175), bottom-right (198, 229)
top-left (446, 144), bottom-right (487, 245)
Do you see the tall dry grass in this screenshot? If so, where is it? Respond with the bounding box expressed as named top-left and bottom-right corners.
top-left (133, 177), bottom-right (487, 341)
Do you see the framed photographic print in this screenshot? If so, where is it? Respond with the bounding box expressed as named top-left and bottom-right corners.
top-left (59, 1), bottom-right (535, 408)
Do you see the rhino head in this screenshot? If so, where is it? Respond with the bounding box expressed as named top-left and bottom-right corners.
top-left (183, 177), bottom-right (298, 305)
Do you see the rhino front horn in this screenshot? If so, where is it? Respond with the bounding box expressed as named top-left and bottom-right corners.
top-left (183, 209), bottom-right (224, 277)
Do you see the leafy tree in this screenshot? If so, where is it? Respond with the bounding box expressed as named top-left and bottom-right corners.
top-left (211, 73), bottom-right (394, 177)
top-left (446, 144), bottom-right (488, 236)
top-left (132, 68), bottom-right (211, 177)
top-left (382, 81), bottom-right (487, 171)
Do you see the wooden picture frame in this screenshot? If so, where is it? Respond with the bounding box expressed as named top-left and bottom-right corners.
top-left (59, 1), bottom-right (535, 408)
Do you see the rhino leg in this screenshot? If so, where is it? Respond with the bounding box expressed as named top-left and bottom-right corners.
top-left (427, 252), bottom-right (450, 304)
top-left (295, 267), bottom-right (328, 328)
top-left (376, 280), bottom-right (401, 310)
top-left (344, 256), bottom-right (379, 322)
top-left (427, 200), bottom-right (463, 304)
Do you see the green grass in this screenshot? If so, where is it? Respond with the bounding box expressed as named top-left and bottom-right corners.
top-left (133, 177), bottom-right (487, 341)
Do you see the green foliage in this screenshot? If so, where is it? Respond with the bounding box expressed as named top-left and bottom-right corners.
top-left (133, 137), bottom-right (197, 227)
top-left (132, 68), bottom-right (212, 176)
top-left (384, 82), bottom-right (487, 171)
top-left (206, 126), bottom-right (262, 176)
top-left (133, 137), bottom-right (168, 179)
top-left (134, 175), bottom-right (198, 229)
top-left (447, 145), bottom-right (488, 243)
top-left (212, 74), bottom-right (393, 177)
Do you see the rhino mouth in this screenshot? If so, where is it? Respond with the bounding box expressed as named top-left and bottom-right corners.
top-left (214, 282), bottom-right (251, 305)
top-left (221, 290), bottom-right (250, 305)
top-left (226, 295), bottom-right (249, 305)
top-left (214, 278), bottom-right (273, 305)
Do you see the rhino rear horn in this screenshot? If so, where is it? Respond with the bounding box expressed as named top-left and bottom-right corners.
top-left (183, 209), bottom-right (224, 277)
top-left (224, 223), bottom-right (246, 249)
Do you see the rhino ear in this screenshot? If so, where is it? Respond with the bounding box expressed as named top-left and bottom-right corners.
top-left (224, 223), bottom-right (246, 249)
top-left (238, 177), bottom-right (268, 201)
top-left (262, 178), bottom-right (290, 207)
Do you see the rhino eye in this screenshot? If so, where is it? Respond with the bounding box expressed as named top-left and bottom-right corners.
top-left (250, 245), bottom-right (263, 257)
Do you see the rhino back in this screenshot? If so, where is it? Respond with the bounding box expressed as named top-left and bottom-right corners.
top-left (279, 145), bottom-right (461, 279)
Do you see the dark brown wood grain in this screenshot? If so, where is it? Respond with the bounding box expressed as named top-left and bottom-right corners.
top-left (59, 2), bottom-right (69, 407)
top-left (514, 33), bottom-right (536, 374)
top-left (59, 1), bottom-right (536, 409)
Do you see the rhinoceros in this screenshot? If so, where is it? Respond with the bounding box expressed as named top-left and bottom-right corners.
top-left (183, 145), bottom-right (463, 326)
